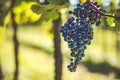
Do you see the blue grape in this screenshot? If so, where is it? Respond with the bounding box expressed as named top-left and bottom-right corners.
top-left (68, 17), bottom-right (74, 23)
top-left (77, 4), bottom-right (81, 7)
top-left (96, 19), bottom-right (101, 26)
top-left (60, 1), bottom-right (102, 72)
top-left (64, 22), bottom-right (69, 27)
top-left (76, 53), bottom-right (81, 58)
top-left (68, 11), bottom-right (73, 14)
top-left (75, 58), bottom-right (81, 64)
top-left (70, 52), bottom-right (76, 57)
top-left (81, 53), bottom-right (85, 57)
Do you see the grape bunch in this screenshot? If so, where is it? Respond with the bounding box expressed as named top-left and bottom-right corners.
top-left (60, 1), bottom-right (102, 72)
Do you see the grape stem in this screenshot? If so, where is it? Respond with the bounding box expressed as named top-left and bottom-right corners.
top-left (86, 0), bottom-right (116, 18)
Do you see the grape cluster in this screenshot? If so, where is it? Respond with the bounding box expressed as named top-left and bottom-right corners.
top-left (60, 1), bottom-right (102, 72)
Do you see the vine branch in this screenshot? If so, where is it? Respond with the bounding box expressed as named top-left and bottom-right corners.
top-left (86, 0), bottom-right (117, 18)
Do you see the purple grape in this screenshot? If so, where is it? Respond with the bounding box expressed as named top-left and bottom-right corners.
top-left (60, 1), bottom-right (101, 72)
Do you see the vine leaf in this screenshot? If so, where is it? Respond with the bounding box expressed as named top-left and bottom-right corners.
top-left (31, 2), bottom-right (69, 23)
top-left (37, 10), bottom-right (59, 24)
top-left (114, 9), bottom-right (120, 22)
top-left (47, 0), bottom-right (66, 5)
top-left (58, 3), bottom-right (69, 9)
top-left (47, 0), bottom-right (61, 4)
top-left (115, 21), bottom-right (120, 33)
top-left (31, 4), bottom-right (45, 14)
top-left (42, 11), bottom-right (59, 21)
top-left (31, 4), bottom-right (59, 14)
top-left (111, 9), bottom-right (120, 33)
top-left (106, 17), bottom-right (115, 27)
top-left (15, 0), bottom-right (39, 6)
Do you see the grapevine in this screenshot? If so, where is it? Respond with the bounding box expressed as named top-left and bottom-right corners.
top-left (60, 0), bottom-right (114, 72)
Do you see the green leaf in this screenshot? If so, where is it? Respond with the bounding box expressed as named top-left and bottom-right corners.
top-left (31, 1), bottom-right (69, 23)
top-left (31, 4), bottom-right (45, 14)
top-left (47, 0), bottom-right (66, 5)
top-left (58, 3), bottom-right (69, 10)
top-left (106, 17), bottom-right (115, 27)
top-left (44, 4), bottom-right (56, 11)
top-left (37, 10), bottom-right (59, 23)
top-left (115, 21), bottom-right (120, 33)
top-left (47, 0), bottom-right (59, 4)
top-left (14, 0), bottom-right (38, 7)
top-left (114, 9), bottom-right (120, 22)
top-left (49, 11), bottom-right (59, 20)
top-left (31, 4), bottom-right (58, 14)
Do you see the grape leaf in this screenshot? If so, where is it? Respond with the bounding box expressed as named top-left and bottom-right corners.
top-left (106, 17), bottom-right (115, 27)
top-left (115, 21), bottom-right (120, 33)
top-left (37, 10), bottom-right (59, 24)
top-left (31, 4), bottom-right (62, 14)
top-left (47, 0), bottom-right (60, 4)
top-left (114, 9), bottom-right (120, 22)
top-left (31, 2), bottom-right (69, 23)
top-left (58, 3), bottom-right (69, 10)
top-left (50, 11), bottom-right (59, 20)
top-left (14, 0), bottom-right (38, 7)
top-left (31, 4), bottom-right (45, 14)
top-left (31, 1), bottom-right (69, 24)
top-left (47, 0), bottom-right (66, 5)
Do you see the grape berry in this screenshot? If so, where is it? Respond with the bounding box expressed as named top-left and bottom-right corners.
top-left (60, 1), bottom-right (101, 72)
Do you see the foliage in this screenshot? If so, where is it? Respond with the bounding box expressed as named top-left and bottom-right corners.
top-left (31, 0), bottom-right (69, 23)
top-left (105, 0), bottom-right (120, 32)
top-left (30, 0), bottom-right (120, 32)
top-left (31, 4), bottom-right (60, 21)
top-left (47, 0), bottom-right (67, 5)
top-left (13, 1), bottom-right (41, 24)
top-left (106, 17), bottom-right (115, 27)
top-left (114, 9), bottom-right (120, 32)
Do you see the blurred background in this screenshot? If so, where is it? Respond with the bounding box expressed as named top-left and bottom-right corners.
top-left (0, 0), bottom-right (120, 80)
